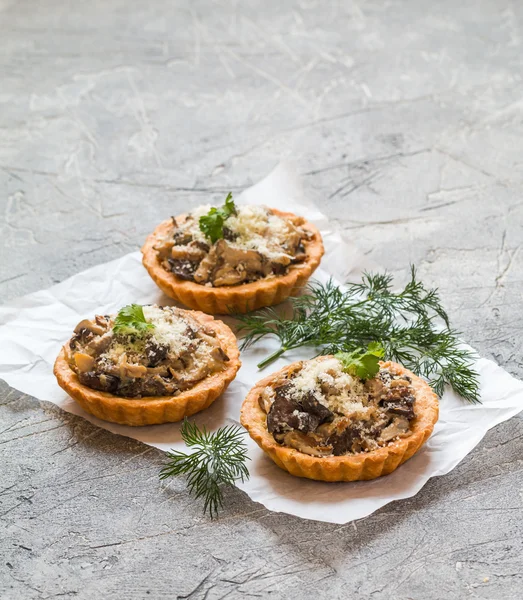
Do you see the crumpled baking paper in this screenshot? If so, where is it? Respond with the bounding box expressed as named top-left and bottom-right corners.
top-left (1, 163), bottom-right (522, 524)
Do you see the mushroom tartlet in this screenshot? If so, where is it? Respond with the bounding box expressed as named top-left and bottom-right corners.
top-left (241, 356), bottom-right (439, 481)
top-left (54, 305), bottom-right (240, 426)
top-left (141, 195), bottom-right (324, 314)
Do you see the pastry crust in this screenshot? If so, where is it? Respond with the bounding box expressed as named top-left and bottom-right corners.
top-left (141, 209), bottom-right (324, 314)
top-left (54, 311), bottom-right (241, 426)
top-left (240, 359), bottom-right (439, 482)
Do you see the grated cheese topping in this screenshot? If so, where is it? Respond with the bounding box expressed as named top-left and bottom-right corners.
top-left (142, 305), bottom-right (193, 356)
top-left (102, 306), bottom-right (215, 370)
top-left (183, 204), bottom-right (300, 261)
top-left (278, 357), bottom-right (370, 417)
top-left (105, 341), bottom-right (129, 363)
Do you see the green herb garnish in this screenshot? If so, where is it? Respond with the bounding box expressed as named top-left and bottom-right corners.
top-left (335, 342), bottom-right (385, 380)
top-left (199, 192), bottom-right (237, 244)
top-left (113, 304), bottom-right (154, 336)
top-left (237, 267), bottom-right (480, 403)
top-left (160, 419), bottom-right (250, 518)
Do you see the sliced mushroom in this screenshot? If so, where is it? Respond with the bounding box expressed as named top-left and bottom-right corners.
top-left (118, 354), bottom-right (148, 379)
top-left (316, 416), bottom-right (353, 439)
top-left (212, 267), bottom-right (244, 286)
top-left (95, 315), bottom-right (112, 328)
top-left (168, 258), bottom-right (198, 281)
top-left (327, 424), bottom-right (363, 455)
top-left (74, 319), bottom-right (107, 336)
top-left (141, 374), bottom-right (178, 396)
top-left (85, 331), bottom-right (113, 354)
top-left (146, 364), bottom-right (170, 376)
top-left (193, 246), bottom-right (218, 283)
top-left (267, 391), bottom-right (325, 437)
top-left (281, 222), bottom-right (302, 255)
top-left (154, 237), bottom-right (174, 260)
top-left (390, 379), bottom-right (410, 388)
top-left (172, 230), bottom-right (193, 246)
top-left (299, 390), bottom-right (334, 425)
top-left (69, 327), bottom-right (94, 350)
top-left (258, 386), bottom-right (275, 413)
top-left (379, 417), bottom-right (410, 442)
top-left (74, 352), bottom-right (95, 373)
top-left (144, 339), bottom-right (169, 367)
top-left (364, 377), bottom-right (384, 397)
top-left (269, 257), bottom-right (291, 275)
top-left (320, 380), bottom-right (341, 397)
top-left (78, 371), bottom-right (120, 393)
top-left (281, 431), bottom-right (332, 457)
top-left (212, 241), bottom-right (266, 286)
top-left (291, 242), bottom-right (307, 263)
top-left (193, 240), bottom-right (267, 286)
top-left (384, 401), bottom-right (415, 419)
top-left (124, 364), bottom-right (147, 378)
top-left (171, 241), bottom-right (208, 262)
top-left (198, 331), bottom-right (220, 347)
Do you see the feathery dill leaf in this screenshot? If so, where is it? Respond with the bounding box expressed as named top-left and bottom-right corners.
top-left (159, 419), bottom-right (250, 518)
top-left (236, 268), bottom-right (480, 403)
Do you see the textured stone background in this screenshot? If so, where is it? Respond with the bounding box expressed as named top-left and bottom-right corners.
top-left (1, 1), bottom-right (523, 598)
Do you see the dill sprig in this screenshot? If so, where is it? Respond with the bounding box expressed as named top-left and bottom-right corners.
top-left (159, 419), bottom-right (250, 518)
top-left (237, 267), bottom-right (480, 403)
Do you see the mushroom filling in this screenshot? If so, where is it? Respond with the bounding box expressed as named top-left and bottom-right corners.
top-left (154, 205), bottom-right (313, 287)
top-left (259, 357), bottom-right (416, 457)
top-left (65, 306), bottom-right (229, 397)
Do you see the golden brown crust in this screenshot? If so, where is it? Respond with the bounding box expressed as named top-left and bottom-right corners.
top-left (240, 359), bottom-right (439, 482)
top-left (54, 311), bottom-right (241, 426)
top-left (141, 208), bottom-right (324, 314)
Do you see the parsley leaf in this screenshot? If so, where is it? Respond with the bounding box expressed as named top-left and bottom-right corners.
top-left (113, 304), bottom-right (155, 336)
top-left (199, 192), bottom-right (237, 244)
top-left (335, 342), bottom-right (385, 380)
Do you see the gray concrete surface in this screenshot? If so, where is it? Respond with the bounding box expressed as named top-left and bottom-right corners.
top-left (1, 0), bottom-right (523, 598)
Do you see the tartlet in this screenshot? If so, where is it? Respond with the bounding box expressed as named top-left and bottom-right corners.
top-left (54, 305), bottom-right (240, 426)
top-left (141, 203), bottom-right (324, 314)
top-left (240, 356), bottom-right (439, 482)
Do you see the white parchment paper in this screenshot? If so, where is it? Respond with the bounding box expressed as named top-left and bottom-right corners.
top-left (1, 163), bottom-right (522, 524)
